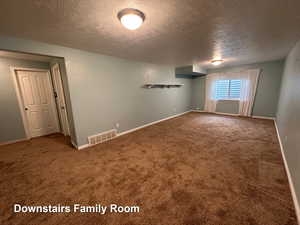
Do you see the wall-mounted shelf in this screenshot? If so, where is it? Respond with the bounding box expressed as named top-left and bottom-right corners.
top-left (143, 83), bottom-right (184, 88)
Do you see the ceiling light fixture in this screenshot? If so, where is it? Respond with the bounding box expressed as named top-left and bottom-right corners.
top-left (118, 8), bottom-right (145, 30)
top-left (211, 59), bottom-right (224, 66)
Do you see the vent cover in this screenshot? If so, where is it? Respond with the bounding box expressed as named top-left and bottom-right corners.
top-left (88, 129), bottom-right (117, 146)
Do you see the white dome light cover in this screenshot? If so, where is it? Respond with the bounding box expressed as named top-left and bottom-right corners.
top-left (211, 59), bottom-right (224, 66)
top-left (118, 8), bottom-right (145, 30)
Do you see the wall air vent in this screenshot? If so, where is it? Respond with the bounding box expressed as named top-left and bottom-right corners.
top-left (88, 129), bottom-right (117, 146)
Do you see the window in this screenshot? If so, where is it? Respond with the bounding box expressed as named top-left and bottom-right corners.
top-left (215, 79), bottom-right (241, 100)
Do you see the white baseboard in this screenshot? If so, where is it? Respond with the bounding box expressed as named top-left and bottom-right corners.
top-left (192, 110), bottom-right (275, 121)
top-left (76, 110), bottom-right (192, 150)
top-left (0, 138), bottom-right (29, 146)
top-left (117, 111), bottom-right (190, 137)
top-left (71, 139), bottom-right (90, 150)
top-left (252, 115), bottom-right (275, 120)
top-left (214, 111), bottom-right (239, 117)
top-left (74, 111), bottom-right (275, 150)
top-left (191, 110), bottom-right (206, 113)
top-left (274, 120), bottom-right (300, 224)
top-left (77, 144), bottom-right (90, 150)
top-left (192, 110), bottom-right (239, 117)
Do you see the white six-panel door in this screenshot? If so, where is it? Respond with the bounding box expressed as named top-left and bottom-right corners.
top-left (16, 70), bottom-right (60, 138)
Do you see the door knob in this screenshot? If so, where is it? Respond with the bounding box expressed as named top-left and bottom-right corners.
top-left (25, 107), bottom-right (28, 111)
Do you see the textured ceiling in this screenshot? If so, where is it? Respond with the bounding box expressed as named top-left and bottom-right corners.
top-left (0, 0), bottom-right (300, 68)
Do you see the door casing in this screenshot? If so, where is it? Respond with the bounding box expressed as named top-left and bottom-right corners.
top-left (50, 63), bottom-right (70, 136)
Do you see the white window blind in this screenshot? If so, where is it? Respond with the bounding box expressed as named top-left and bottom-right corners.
top-left (215, 79), bottom-right (241, 100)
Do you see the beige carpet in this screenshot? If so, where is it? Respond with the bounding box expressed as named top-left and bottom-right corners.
top-left (0, 112), bottom-right (297, 225)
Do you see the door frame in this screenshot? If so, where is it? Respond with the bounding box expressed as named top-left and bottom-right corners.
top-left (50, 63), bottom-right (70, 136)
top-left (10, 67), bottom-right (59, 139)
